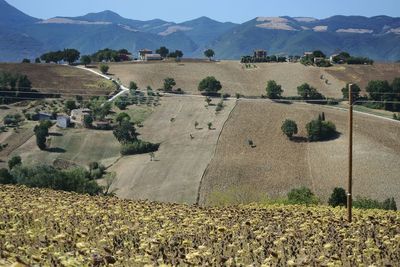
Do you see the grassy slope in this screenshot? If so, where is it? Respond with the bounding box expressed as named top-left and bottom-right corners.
top-left (107, 61), bottom-right (345, 98)
top-left (1, 185), bottom-right (399, 266)
top-left (199, 100), bottom-right (400, 205)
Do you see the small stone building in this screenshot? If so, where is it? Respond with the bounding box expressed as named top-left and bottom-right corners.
top-left (138, 49), bottom-right (153, 60)
top-left (57, 115), bottom-right (70, 128)
top-left (253, 49), bottom-right (267, 59)
top-left (145, 53), bottom-right (162, 61)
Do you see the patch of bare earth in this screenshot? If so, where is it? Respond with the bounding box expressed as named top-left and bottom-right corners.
top-left (199, 100), bottom-right (400, 205)
top-left (108, 61), bottom-right (344, 98)
top-left (109, 96), bottom-right (236, 204)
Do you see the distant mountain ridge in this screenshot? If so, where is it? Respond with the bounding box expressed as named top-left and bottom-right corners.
top-left (0, 0), bottom-right (399, 62)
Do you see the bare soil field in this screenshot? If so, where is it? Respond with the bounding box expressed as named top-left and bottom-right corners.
top-left (109, 95), bottom-right (236, 204)
top-left (199, 100), bottom-right (400, 205)
top-left (0, 63), bottom-right (116, 96)
top-left (12, 127), bottom-right (121, 168)
top-left (326, 63), bottom-right (400, 91)
top-left (106, 61), bottom-right (345, 98)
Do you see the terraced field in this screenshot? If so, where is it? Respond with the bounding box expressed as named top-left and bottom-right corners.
top-left (1, 186), bottom-right (399, 266)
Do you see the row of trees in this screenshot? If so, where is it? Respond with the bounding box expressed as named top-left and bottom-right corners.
top-left (265, 80), bottom-right (326, 101)
top-left (241, 55), bottom-right (287, 63)
top-left (155, 46), bottom-right (184, 59)
top-left (331, 52), bottom-right (374, 65)
top-left (40, 49), bottom-right (80, 64)
top-left (0, 71), bottom-right (40, 104)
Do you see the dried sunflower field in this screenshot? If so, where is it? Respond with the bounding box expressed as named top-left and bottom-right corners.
top-left (1, 186), bottom-right (399, 266)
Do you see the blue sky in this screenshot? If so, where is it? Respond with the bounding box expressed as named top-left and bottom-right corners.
top-left (7, 0), bottom-right (400, 23)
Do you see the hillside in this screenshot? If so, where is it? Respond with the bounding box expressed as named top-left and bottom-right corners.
top-left (1, 185), bottom-right (399, 266)
top-left (0, 63), bottom-right (116, 96)
top-left (1, 0), bottom-right (400, 61)
top-left (108, 61), bottom-right (345, 98)
top-left (199, 100), bottom-right (400, 206)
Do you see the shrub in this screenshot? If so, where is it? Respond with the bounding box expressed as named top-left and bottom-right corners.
top-left (306, 116), bottom-right (337, 141)
top-left (99, 64), bottom-right (109, 74)
top-left (216, 100), bottom-right (224, 112)
top-left (328, 187), bottom-right (347, 207)
top-left (281, 119), bottom-right (298, 139)
top-left (382, 197), bottom-right (397, 211)
top-left (297, 83), bottom-right (325, 100)
top-left (120, 140), bottom-right (160, 156)
top-left (0, 168), bottom-right (15, 184)
top-left (353, 197), bottom-right (383, 210)
top-left (8, 156), bottom-right (22, 170)
top-left (287, 187), bottom-right (319, 205)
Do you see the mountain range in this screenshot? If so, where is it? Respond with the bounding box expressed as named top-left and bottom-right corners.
top-left (1, 0), bottom-right (400, 62)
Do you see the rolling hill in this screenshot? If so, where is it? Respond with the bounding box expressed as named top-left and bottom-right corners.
top-left (0, 0), bottom-right (400, 61)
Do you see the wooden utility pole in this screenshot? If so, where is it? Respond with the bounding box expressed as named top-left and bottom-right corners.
top-left (347, 84), bottom-right (353, 222)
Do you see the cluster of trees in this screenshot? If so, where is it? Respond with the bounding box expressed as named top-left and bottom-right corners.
top-left (40, 49), bottom-right (80, 64)
top-left (112, 113), bottom-right (159, 156)
top-left (0, 158), bottom-right (103, 195)
top-left (155, 46), bottom-right (184, 59)
top-left (365, 78), bottom-right (400, 111)
top-left (0, 71), bottom-right (40, 104)
top-left (90, 48), bottom-right (131, 63)
top-left (281, 113), bottom-right (337, 142)
top-left (331, 52), bottom-right (373, 65)
top-left (264, 80), bottom-right (326, 102)
top-left (300, 50), bottom-right (332, 67)
top-left (3, 113), bottom-right (24, 126)
top-left (286, 186), bottom-right (397, 211)
top-left (241, 55), bottom-right (287, 63)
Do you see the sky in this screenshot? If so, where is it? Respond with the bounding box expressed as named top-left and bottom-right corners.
top-left (6, 0), bottom-right (400, 23)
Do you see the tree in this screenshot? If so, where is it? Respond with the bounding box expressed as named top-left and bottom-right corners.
top-left (281, 119), bottom-right (298, 139)
top-left (80, 55), bottom-right (92, 67)
top-left (113, 120), bottom-right (138, 144)
top-left (205, 97), bottom-right (212, 106)
top-left (156, 46), bottom-right (169, 58)
top-left (194, 121), bottom-right (199, 129)
top-left (198, 76), bottom-right (222, 95)
top-left (312, 50), bottom-right (326, 58)
top-left (287, 187), bottom-right (318, 205)
top-left (83, 115), bottom-right (93, 128)
top-left (22, 58), bottom-right (31, 63)
top-left (8, 156), bottom-right (22, 170)
top-left (366, 80), bottom-right (391, 101)
top-left (64, 99), bottom-right (77, 113)
top-left (306, 115), bottom-right (337, 141)
top-left (114, 96), bottom-right (128, 110)
top-left (63, 49), bottom-right (80, 64)
top-left (341, 83), bottom-right (361, 100)
top-left (100, 64), bottom-right (109, 74)
top-left (266, 80), bottom-right (283, 99)
top-left (116, 112), bottom-right (131, 125)
top-left (382, 197), bottom-right (397, 211)
top-left (34, 127), bottom-right (48, 150)
top-left (297, 83), bottom-right (324, 100)
top-left (0, 168), bottom-right (15, 184)
top-left (328, 187), bottom-right (347, 207)
top-left (35, 58), bottom-right (41, 64)
top-left (129, 81), bottom-right (138, 91)
top-left (163, 77), bottom-right (176, 92)
top-left (207, 122), bottom-right (213, 130)
top-left (204, 49), bottom-right (215, 60)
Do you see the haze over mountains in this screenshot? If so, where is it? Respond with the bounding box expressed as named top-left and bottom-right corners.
top-left (1, 0), bottom-right (400, 62)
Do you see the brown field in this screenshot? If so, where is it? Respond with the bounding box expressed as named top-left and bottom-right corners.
top-left (199, 100), bottom-right (400, 205)
top-left (109, 95), bottom-right (236, 204)
top-left (326, 63), bottom-right (400, 91)
top-left (106, 61), bottom-right (345, 98)
top-left (0, 63), bottom-right (116, 97)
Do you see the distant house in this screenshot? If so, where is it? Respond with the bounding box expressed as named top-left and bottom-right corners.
top-left (138, 49), bottom-right (153, 61)
top-left (313, 57), bottom-right (325, 64)
top-left (145, 53), bottom-right (162, 61)
top-left (57, 115), bottom-right (70, 128)
top-left (38, 112), bottom-right (52, 121)
top-left (304, 52), bottom-right (313, 57)
top-left (71, 108), bottom-right (91, 123)
top-left (254, 49), bottom-right (267, 59)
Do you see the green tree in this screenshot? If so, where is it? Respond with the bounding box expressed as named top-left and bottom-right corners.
top-left (22, 58), bottom-right (31, 63)
top-left (205, 97), bottom-right (212, 106)
top-left (129, 81), bottom-right (138, 90)
top-left (341, 83), bottom-right (361, 100)
top-left (297, 83), bottom-right (324, 100)
top-left (63, 49), bottom-right (80, 64)
top-left (0, 168), bottom-right (15, 184)
top-left (287, 187), bottom-right (318, 205)
top-left (313, 50), bottom-right (326, 58)
top-left (113, 120), bottom-right (138, 144)
top-left (35, 58), bottom-right (41, 63)
top-left (99, 64), bottom-right (109, 74)
top-left (80, 55), bottom-right (92, 67)
top-left (382, 197), bottom-right (397, 211)
top-left (116, 112), bottom-right (131, 125)
top-left (83, 115), bottom-right (93, 128)
top-left (328, 187), bottom-right (347, 207)
top-left (34, 127), bottom-right (48, 150)
top-left (8, 156), bottom-right (22, 170)
top-left (281, 119), bottom-right (298, 139)
top-left (114, 96), bottom-right (128, 110)
top-left (204, 49), bottom-right (215, 60)
top-left (163, 77), bottom-right (176, 92)
top-left (207, 122), bottom-right (213, 130)
top-left (306, 116), bottom-right (337, 141)
top-left (156, 46), bottom-right (169, 58)
top-left (198, 76), bottom-right (222, 95)
top-left (64, 99), bottom-right (77, 113)
top-left (266, 80), bottom-right (283, 99)
top-left (366, 80), bottom-right (391, 101)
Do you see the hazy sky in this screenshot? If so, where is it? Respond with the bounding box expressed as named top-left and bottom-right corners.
top-left (6, 0), bottom-right (400, 23)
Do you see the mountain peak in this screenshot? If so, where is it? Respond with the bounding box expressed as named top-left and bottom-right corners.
top-left (0, 0), bottom-right (39, 25)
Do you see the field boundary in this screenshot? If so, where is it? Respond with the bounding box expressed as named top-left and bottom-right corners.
top-left (196, 100), bottom-right (238, 205)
